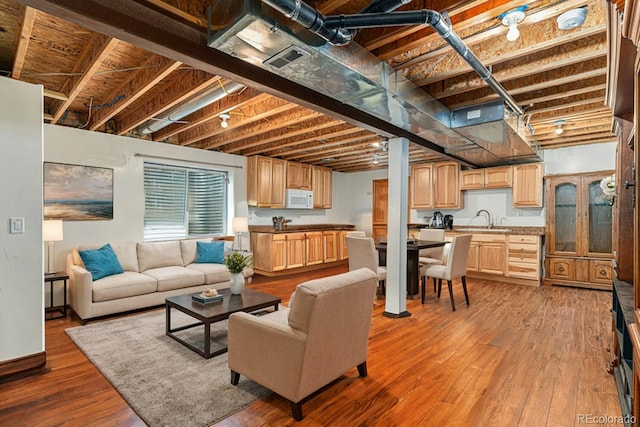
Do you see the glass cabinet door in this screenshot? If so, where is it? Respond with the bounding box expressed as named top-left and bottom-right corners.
top-left (554, 182), bottom-right (578, 254)
top-left (587, 179), bottom-right (612, 254)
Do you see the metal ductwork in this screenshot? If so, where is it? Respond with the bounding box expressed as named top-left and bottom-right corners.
top-left (137, 81), bottom-right (245, 135)
top-left (207, 0), bottom-right (540, 166)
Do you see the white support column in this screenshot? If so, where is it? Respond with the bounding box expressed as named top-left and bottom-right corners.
top-left (383, 137), bottom-right (410, 318)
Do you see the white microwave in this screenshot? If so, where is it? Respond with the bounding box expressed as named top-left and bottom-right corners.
top-left (286, 189), bottom-right (314, 209)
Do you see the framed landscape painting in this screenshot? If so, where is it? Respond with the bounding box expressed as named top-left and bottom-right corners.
top-left (44, 162), bottom-right (113, 220)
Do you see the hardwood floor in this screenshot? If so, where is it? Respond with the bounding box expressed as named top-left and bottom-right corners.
top-left (0, 266), bottom-right (622, 426)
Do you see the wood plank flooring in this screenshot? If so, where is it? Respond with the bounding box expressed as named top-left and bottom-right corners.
top-left (0, 266), bottom-right (623, 426)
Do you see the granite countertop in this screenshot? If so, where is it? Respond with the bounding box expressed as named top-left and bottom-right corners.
top-left (249, 224), bottom-right (356, 234)
top-left (447, 226), bottom-right (546, 236)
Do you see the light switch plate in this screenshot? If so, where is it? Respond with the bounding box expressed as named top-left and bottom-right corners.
top-left (10, 217), bottom-right (25, 234)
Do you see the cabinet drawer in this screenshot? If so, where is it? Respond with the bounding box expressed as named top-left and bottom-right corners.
top-left (589, 260), bottom-right (613, 284)
top-left (471, 234), bottom-right (507, 243)
top-left (547, 258), bottom-right (575, 280)
top-left (508, 242), bottom-right (538, 253)
top-left (508, 235), bottom-right (538, 244)
top-left (508, 263), bottom-right (539, 279)
top-left (508, 252), bottom-right (538, 263)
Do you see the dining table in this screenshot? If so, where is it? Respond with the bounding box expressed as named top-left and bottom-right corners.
top-left (375, 239), bottom-right (447, 299)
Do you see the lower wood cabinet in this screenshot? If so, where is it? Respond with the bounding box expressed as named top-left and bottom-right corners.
top-left (251, 230), bottom-right (347, 274)
top-left (544, 256), bottom-right (614, 290)
top-left (447, 232), bottom-right (541, 285)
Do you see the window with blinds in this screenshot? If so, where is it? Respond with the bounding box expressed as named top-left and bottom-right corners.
top-left (143, 163), bottom-right (227, 240)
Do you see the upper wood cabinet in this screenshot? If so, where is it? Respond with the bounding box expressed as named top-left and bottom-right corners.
top-left (433, 161), bottom-right (463, 209)
top-left (410, 164), bottom-right (433, 208)
top-left (410, 161), bottom-right (461, 209)
top-left (460, 166), bottom-right (512, 190)
top-left (247, 156), bottom-right (286, 208)
top-left (286, 161), bottom-right (312, 190)
top-left (512, 163), bottom-right (543, 207)
top-left (312, 165), bottom-right (332, 209)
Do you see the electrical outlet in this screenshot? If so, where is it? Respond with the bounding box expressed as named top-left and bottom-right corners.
top-left (10, 217), bottom-right (25, 234)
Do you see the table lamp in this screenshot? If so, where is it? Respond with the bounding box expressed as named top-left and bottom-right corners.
top-left (232, 216), bottom-right (249, 251)
top-left (43, 219), bottom-right (64, 274)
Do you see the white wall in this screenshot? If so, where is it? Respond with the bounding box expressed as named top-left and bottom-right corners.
top-left (0, 78), bottom-right (44, 362)
top-left (44, 124), bottom-right (248, 272)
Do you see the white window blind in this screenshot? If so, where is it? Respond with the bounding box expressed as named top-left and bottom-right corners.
top-left (143, 163), bottom-right (227, 240)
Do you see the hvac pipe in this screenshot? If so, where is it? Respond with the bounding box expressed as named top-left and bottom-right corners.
top-left (264, 1), bottom-right (524, 116)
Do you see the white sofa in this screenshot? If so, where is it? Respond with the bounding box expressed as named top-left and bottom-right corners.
top-left (66, 238), bottom-right (253, 323)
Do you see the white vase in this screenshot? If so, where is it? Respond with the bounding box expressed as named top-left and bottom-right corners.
top-left (229, 272), bottom-right (245, 295)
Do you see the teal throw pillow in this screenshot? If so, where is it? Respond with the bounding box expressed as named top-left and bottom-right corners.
top-left (196, 241), bottom-right (225, 264)
top-left (79, 243), bottom-right (124, 281)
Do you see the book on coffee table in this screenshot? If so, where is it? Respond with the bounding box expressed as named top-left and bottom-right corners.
top-left (192, 293), bottom-right (223, 304)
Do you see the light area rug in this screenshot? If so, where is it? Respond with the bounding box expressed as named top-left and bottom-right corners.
top-left (65, 309), bottom-right (271, 427)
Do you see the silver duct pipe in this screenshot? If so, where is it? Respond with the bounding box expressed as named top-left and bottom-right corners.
top-left (262, 0), bottom-right (352, 46)
top-left (137, 81), bottom-right (245, 135)
top-left (263, 1), bottom-right (523, 115)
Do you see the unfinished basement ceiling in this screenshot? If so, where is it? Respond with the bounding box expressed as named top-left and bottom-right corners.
top-left (0, 0), bottom-right (616, 172)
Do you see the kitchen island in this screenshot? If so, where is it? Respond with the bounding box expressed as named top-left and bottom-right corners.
top-left (249, 224), bottom-right (356, 276)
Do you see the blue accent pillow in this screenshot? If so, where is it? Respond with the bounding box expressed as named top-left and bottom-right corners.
top-left (79, 243), bottom-right (124, 281)
top-left (196, 241), bottom-right (225, 264)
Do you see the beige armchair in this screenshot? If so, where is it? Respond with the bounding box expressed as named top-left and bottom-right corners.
top-left (228, 268), bottom-right (378, 421)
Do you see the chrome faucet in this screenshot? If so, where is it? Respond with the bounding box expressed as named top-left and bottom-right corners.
top-left (475, 209), bottom-right (493, 229)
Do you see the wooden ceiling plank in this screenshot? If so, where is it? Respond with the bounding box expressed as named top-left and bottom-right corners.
top-left (230, 119), bottom-right (347, 155)
top-left (115, 70), bottom-right (220, 135)
top-left (11, 5), bottom-right (37, 80)
top-left (201, 110), bottom-right (323, 150)
top-left (89, 56), bottom-right (182, 130)
top-left (43, 88), bottom-right (68, 101)
top-left (152, 89), bottom-right (267, 141)
top-left (51, 33), bottom-right (119, 124)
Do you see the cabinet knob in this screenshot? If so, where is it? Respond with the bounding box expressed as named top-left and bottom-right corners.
top-left (558, 266), bottom-right (565, 273)
top-left (599, 269), bottom-right (607, 277)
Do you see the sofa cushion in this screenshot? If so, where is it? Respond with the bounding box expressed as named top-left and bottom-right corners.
top-left (74, 242), bottom-right (139, 272)
top-left (196, 241), bottom-right (225, 264)
top-left (92, 271), bottom-right (157, 302)
top-left (180, 238), bottom-right (212, 266)
top-left (79, 244), bottom-right (124, 281)
top-left (185, 263), bottom-right (231, 284)
top-left (137, 241), bottom-right (183, 272)
top-left (142, 266), bottom-right (205, 292)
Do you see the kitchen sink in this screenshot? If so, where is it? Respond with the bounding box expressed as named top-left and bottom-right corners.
top-left (455, 228), bottom-right (511, 233)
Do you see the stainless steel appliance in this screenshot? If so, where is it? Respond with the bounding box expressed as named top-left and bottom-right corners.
top-left (429, 211), bottom-right (444, 228)
top-left (444, 215), bottom-right (454, 230)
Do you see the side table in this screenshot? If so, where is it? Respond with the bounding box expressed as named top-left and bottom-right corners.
top-left (45, 271), bottom-right (69, 320)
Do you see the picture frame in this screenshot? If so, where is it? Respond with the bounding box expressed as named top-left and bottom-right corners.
top-left (44, 162), bottom-right (114, 220)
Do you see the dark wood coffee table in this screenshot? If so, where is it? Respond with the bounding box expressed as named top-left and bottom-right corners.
top-left (166, 288), bottom-right (281, 359)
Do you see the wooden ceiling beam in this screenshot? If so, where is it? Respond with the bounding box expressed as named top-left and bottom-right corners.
top-left (11, 5), bottom-right (36, 80)
top-left (50, 33), bottom-right (119, 124)
top-left (89, 56), bottom-right (182, 130)
top-left (115, 70), bottom-right (220, 135)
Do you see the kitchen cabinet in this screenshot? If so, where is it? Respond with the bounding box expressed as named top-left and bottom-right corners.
top-left (286, 233), bottom-right (307, 269)
top-left (410, 161), bottom-right (462, 209)
top-left (251, 232), bottom-right (287, 272)
top-left (305, 231), bottom-right (323, 266)
top-left (508, 234), bottom-right (541, 280)
top-left (339, 230), bottom-right (349, 260)
top-left (446, 231), bottom-right (541, 285)
top-left (544, 171), bottom-right (615, 290)
top-left (312, 165), bottom-right (332, 208)
top-left (460, 166), bottom-right (512, 190)
top-left (286, 161), bottom-right (312, 190)
top-left (247, 156), bottom-right (287, 208)
top-left (410, 164), bottom-right (433, 208)
top-left (512, 163), bottom-right (543, 207)
top-left (433, 161), bottom-right (463, 209)
top-left (372, 179), bottom-right (388, 240)
top-left (322, 230), bottom-right (339, 263)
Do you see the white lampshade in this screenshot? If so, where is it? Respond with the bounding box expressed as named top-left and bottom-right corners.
top-left (43, 220), bottom-right (64, 242)
top-left (232, 217), bottom-right (249, 233)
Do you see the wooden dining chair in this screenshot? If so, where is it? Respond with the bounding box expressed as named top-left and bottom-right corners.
top-left (418, 228), bottom-right (446, 293)
top-left (345, 236), bottom-right (386, 296)
top-left (419, 234), bottom-right (472, 310)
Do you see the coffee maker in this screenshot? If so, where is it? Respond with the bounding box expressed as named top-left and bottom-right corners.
top-left (429, 211), bottom-right (444, 228)
top-left (443, 214), bottom-right (454, 230)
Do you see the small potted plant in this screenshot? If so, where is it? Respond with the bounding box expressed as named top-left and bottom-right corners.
top-left (224, 252), bottom-right (252, 294)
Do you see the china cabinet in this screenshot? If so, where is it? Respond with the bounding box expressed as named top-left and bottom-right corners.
top-left (544, 171), bottom-right (615, 290)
